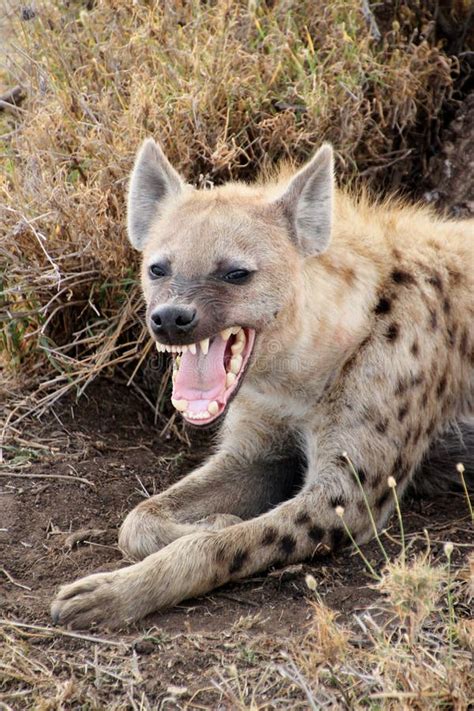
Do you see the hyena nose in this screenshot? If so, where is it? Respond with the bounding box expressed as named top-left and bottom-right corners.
top-left (150, 305), bottom-right (198, 341)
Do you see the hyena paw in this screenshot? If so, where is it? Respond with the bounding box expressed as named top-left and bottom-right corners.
top-left (51, 569), bottom-right (139, 629)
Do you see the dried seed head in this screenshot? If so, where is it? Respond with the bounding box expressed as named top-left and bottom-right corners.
top-left (387, 476), bottom-right (397, 488)
top-left (305, 574), bottom-right (317, 591)
top-left (444, 541), bottom-right (454, 557)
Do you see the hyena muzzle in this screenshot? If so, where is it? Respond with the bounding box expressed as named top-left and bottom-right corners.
top-left (51, 139), bottom-right (474, 629)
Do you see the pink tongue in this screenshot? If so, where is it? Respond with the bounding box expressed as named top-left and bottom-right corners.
top-left (172, 337), bottom-right (227, 403)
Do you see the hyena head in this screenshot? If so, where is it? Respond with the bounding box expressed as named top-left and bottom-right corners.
top-left (127, 139), bottom-right (334, 425)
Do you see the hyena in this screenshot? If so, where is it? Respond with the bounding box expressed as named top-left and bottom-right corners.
top-left (51, 139), bottom-right (473, 628)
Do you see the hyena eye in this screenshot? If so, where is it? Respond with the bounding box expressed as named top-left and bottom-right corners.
top-left (149, 263), bottom-right (168, 279)
top-left (222, 269), bottom-right (251, 284)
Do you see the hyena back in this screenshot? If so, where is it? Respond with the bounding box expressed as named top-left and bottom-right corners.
top-left (52, 140), bottom-right (474, 628)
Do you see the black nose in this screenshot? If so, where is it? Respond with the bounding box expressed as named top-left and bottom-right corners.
top-left (150, 305), bottom-right (198, 341)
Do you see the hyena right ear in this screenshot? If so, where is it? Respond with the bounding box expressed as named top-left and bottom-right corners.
top-left (274, 144), bottom-right (334, 256)
top-left (127, 138), bottom-right (185, 251)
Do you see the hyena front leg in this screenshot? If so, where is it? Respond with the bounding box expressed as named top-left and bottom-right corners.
top-left (116, 405), bottom-right (302, 560)
top-left (119, 444), bottom-right (300, 561)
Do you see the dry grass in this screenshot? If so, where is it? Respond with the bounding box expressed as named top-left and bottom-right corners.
top-left (1, 549), bottom-right (472, 709)
top-left (1, 0), bottom-right (468, 435)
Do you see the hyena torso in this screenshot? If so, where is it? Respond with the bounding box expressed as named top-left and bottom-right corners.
top-left (52, 141), bottom-right (473, 628)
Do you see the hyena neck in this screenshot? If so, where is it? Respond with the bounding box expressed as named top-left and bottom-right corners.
top-left (247, 231), bottom-right (380, 406)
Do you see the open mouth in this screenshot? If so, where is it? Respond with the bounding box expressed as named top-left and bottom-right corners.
top-left (156, 326), bottom-right (256, 425)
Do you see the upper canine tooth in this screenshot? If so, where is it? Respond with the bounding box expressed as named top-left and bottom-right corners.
top-left (220, 326), bottom-right (241, 340)
top-left (155, 343), bottom-right (165, 353)
top-left (200, 338), bottom-right (210, 355)
top-left (208, 401), bottom-right (219, 415)
top-left (230, 355), bottom-right (242, 374)
top-left (189, 343), bottom-right (197, 355)
top-left (171, 398), bottom-right (188, 412)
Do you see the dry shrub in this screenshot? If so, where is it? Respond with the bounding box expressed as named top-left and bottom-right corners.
top-left (285, 555), bottom-right (473, 709)
top-left (0, 0), bottom-right (462, 428)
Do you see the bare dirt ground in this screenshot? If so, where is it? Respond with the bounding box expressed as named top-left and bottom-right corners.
top-left (1, 381), bottom-right (472, 708)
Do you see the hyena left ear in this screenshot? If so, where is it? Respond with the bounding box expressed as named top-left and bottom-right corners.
top-left (275, 144), bottom-right (334, 256)
top-left (127, 138), bottom-right (186, 251)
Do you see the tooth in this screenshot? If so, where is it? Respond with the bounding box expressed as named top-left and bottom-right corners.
top-left (220, 328), bottom-right (233, 341)
top-left (208, 401), bottom-right (219, 415)
top-left (181, 345), bottom-right (188, 353)
top-left (235, 328), bottom-right (245, 342)
top-left (171, 398), bottom-right (188, 412)
top-left (231, 341), bottom-right (244, 355)
top-left (189, 343), bottom-right (197, 355)
top-left (155, 343), bottom-right (165, 352)
top-left (230, 355), bottom-right (242, 374)
top-left (200, 338), bottom-right (209, 355)
top-left (226, 372), bottom-right (236, 387)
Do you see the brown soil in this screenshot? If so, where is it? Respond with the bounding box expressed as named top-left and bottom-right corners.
top-left (1, 381), bottom-right (472, 708)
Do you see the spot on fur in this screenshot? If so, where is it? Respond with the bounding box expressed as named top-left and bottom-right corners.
top-left (376, 490), bottom-right (391, 509)
top-left (396, 378), bottom-right (408, 396)
top-left (386, 323), bottom-right (399, 341)
top-left (329, 528), bottom-right (346, 550)
top-left (261, 527), bottom-right (277, 546)
top-left (437, 374), bottom-right (447, 398)
top-left (229, 549), bottom-right (249, 574)
top-left (411, 339), bottom-right (420, 357)
top-left (398, 403), bottom-right (409, 422)
top-left (295, 512), bottom-right (311, 526)
top-left (375, 419), bottom-right (388, 434)
top-left (279, 534), bottom-right (296, 556)
top-left (429, 309), bottom-right (438, 330)
top-left (391, 269), bottom-right (416, 285)
top-left (308, 525), bottom-right (324, 543)
top-left (374, 296), bottom-right (392, 315)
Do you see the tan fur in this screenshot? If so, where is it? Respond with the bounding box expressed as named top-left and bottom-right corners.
top-left (51, 144), bottom-right (474, 628)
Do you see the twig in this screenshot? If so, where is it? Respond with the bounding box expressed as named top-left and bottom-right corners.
top-left (0, 472), bottom-right (95, 488)
top-left (0, 618), bottom-right (129, 647)
top-left (0, 568), bottom-right (32, 591)
top-left (361, 0), bottom-right (381, 41)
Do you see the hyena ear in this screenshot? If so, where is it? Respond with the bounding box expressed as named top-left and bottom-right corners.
top-left (275, 144), bottom-right (334, 256)
top-left (127, 138), bottom-right (185, 251)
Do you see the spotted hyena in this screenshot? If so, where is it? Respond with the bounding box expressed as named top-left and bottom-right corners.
top-left (51, 139), bottom-right (474, 628)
